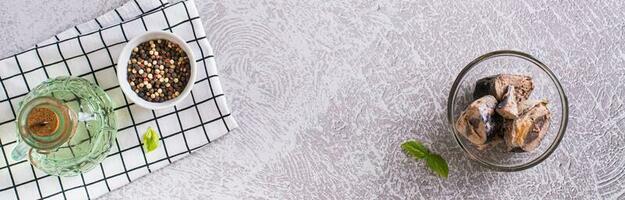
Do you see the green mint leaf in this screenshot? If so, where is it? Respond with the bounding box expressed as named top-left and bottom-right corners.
top-left (425, 154), bottom-right (449, 178)
top-left (142, 127), bottom-right (160, 153)
top-left (401, 140), bottom-right (430, 160)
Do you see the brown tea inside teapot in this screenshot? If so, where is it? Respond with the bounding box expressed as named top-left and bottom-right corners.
top-left (26, 107), bottom-right (60, 137)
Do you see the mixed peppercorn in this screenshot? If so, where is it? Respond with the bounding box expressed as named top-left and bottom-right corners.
top-left (127, 39), bottom-right (190, 102)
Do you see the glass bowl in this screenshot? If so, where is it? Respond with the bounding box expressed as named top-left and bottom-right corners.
top-left (447, 50), bottom-right (569, 171)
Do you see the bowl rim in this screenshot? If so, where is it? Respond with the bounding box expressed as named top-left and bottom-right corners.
top-left (116, 31), bottom-right (197, 110)
top-left (447, 50), bottom-right (569, 172)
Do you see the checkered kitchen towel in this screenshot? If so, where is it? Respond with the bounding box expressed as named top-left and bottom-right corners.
top-left (0, 0), bottom-right (237, 199)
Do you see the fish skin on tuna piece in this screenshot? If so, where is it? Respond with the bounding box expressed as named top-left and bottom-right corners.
top-left (474, 74), bottom-right (534, 102)
top-left (455, 95), bottom-right (501, 145)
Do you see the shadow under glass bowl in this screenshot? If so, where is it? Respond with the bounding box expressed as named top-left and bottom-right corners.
top-left (447, 50), bottom-right (569, 172)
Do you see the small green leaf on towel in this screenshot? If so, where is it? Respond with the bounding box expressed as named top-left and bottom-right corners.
top-left (142, 127), bottom-right (160, 153)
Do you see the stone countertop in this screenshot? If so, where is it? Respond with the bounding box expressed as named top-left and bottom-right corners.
top-left (1, 0), bottom-right (623, 199)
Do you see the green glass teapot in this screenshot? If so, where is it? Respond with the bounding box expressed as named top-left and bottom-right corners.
top-left (10, 76), bottom-right (117, 176)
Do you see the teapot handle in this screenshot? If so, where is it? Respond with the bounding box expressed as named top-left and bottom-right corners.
top-left (11, 141), bottom-right (30, 161)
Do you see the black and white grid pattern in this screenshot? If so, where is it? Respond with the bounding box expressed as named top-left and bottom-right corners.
top-left (0, 0), bottom-right (237, 199)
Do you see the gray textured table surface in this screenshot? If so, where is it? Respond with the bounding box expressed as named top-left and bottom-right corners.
top-left (1, 0), bottom-right (624, 199)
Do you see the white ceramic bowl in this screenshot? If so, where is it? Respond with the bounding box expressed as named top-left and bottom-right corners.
top-left (117, 31), bottom-right (197, 110)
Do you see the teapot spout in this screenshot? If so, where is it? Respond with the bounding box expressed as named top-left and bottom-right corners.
top-left (11, 141), bottom-right (30, 161)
